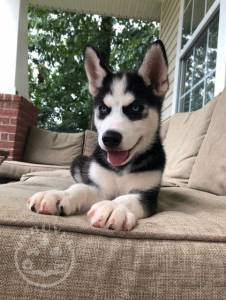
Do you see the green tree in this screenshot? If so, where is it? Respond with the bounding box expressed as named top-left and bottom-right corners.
top-left (28, 7), bottom-right (159, 132)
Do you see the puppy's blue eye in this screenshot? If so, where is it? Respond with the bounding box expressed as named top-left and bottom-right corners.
top-left (131, 104), bottom-right (143, 113)
top-left (99, 105), bottom-right (108, 113)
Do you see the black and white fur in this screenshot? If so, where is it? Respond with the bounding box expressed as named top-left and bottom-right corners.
top-left (28, 40), bottom-right (169, 231)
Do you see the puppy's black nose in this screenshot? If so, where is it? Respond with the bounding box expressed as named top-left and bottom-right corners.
top-left (102, 130), bottom-right (122, 148)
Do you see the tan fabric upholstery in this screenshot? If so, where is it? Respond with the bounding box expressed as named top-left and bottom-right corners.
top-left (20, 169), bottom-right (73, 182)
top-left (189, 89), bottom-right (226, 195)
top-left (0, 129), bottom-right (97, 180)
top-left (0, 160), bottom-right (69, 180)
top-left (0, 176), bottom-right (226, 298)
top-left (83, 130), bottom-right (97, 156)
top-left (162, 99), bottom-right (216, 186)
top-left (23, 127), bottom-right (84, 165)
top-left (160, 119), bottom-right (170, 142)
top-left (1, 177), bottom-right (226, 242)
top-left (1, 227), bottom-right (226, 299)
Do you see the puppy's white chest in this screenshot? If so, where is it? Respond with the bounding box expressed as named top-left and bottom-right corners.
top-left (89, 162), bottom-right (121, 199)
top-left (89, 162), bottom-right (162, 200)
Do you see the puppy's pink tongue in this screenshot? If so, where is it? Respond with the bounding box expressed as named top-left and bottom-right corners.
top-left (107, 150), bottom-right (129, 166)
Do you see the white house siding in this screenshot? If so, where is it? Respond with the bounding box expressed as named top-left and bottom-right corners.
top-left (160, 0), bottom-right (180, 122)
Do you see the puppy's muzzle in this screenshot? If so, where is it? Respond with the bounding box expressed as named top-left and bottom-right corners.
top-left (102, 130), bottom-right (122, 149)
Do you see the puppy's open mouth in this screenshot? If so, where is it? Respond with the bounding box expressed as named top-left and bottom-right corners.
top-left (107, 137), bottom-right (142, 167)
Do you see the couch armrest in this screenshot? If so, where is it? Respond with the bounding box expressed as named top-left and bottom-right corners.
top-left (0, 160), bottom-right (69, 180)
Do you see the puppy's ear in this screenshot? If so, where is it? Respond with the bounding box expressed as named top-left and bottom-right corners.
top-left (84, 47), bottom-right (108, 97)
top-left (138, 40), bottom-right (169, 97)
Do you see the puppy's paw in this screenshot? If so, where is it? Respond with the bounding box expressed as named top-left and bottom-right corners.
top-left (27, 190), bottom-right (79, 216)
top-left (87, 201), bottom-right (136, 231)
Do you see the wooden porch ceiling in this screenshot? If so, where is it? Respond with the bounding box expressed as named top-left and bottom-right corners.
top-left (29, 0), bottom-right (162, 21)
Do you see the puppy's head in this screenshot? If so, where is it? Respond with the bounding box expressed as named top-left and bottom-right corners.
top-left (84, 41), bottom-right (169, 167)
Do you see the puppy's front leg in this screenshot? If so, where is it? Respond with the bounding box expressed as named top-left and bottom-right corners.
top-left (28, 183), bottom-right (102, 216)
top-left (113, 189), bottom-right (159, 220)
top-left (87, 189), bottom-right (159, 231)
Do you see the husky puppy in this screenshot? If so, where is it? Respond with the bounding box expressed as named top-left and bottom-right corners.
top-left (28, 40), bottom-right (169, 231)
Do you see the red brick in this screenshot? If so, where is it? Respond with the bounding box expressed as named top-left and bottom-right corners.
top-left (0, 125), bottom-right (16, 133)
top-left (0, 94), bottom-right (38, 160)
top-left (1, 133), bottom-right (8, 141)
top-left (0, 117), bottom-right (10, 125)
top-left (16, 116), bottom-right (29, 126)
top-left (0, 94), bottom-right (20, 101)
top-left (0, 141), bottom-right (14, 148)
top-left (0, 109), bottom-right (18, 117)
top-left (15, 133), bottom-right (26, 140)
top-left (0, 102), bottom-right (19, 109)
top-left (16, 126), bottom-right (29, 136)
top-left (10, 118), bottom-right (17, 125)
top-left (8, 133), bottom-right (16, 141)
top-left (11, 149), bottom-right (23, 160)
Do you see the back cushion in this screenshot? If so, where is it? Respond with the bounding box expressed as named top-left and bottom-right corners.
top-left (162, 99), bottom-right (216, 186)
top-left (23, 127), bottom-right (84, 166)
top-left (160, 119), bottom-right (170, 142)
top-left (189, 89), bottom-right (226, 195)
top-left (83, 130), bottom-right (98, 156)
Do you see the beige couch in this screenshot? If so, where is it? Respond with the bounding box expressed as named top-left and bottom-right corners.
top-left (0, 128), bottom-right (97, 180)
top-left (0, 89), bottom-right (226, 299)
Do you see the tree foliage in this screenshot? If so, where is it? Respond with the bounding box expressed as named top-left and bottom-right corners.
top-left (28, 7), bottom-right (159, 132)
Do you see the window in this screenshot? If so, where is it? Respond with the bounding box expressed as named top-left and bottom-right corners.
top-left (182, 0), bottom-right (215, 47)
top-left (176, 0), bottom-right (221, 112)
top-left (179, 14), bottom-right (219, 112)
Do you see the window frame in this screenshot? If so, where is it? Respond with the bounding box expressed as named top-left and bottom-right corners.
top-left (172, 0), bottom-right (226, 114)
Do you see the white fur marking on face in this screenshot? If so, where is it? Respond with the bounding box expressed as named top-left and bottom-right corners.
top-left (104, 75), bottom-right (134, 107)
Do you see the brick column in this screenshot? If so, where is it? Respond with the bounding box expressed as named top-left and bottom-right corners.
top-left (0, 94), bottom-right (38, 160)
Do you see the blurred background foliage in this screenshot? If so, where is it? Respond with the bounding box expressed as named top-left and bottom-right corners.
top-left (28, 7), bottom-right (159, 132)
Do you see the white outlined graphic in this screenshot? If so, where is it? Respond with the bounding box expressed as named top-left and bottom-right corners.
top-left (14, 226), bottom-right (74, 287)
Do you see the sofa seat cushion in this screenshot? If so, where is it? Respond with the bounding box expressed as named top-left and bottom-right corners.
top-left (189, 88), bottom-right (226, 195)
top-left (1, 178), bottom-right (226, 298)
top-left (162, 99), bottom-right (216, 187)
top-left (0, 176), bottom-right (226, 242)
top-left (0, 160), bottom-right (69, 180)
top-left (1, 219), bottom-right (226, 299)
top-left (23, 127), bottom-right (84, 166)
top-left (20, 169), bottom-right (73, 182)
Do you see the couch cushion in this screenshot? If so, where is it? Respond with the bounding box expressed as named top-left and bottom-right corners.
top-left (20, 169), bottom-right (72, 182)
top-left (1, 178), bottom-right (226, 298)
top-left (162, 99), bottom-right (216, 186)
top-left (160, 119), bottom-right (170, 142)
top-left (189, 89), bottom-right (226, 195)
top-left (0, 175), bottom-right (226, 242)
top-left (1, 208), bottom-right (226, 299)
top-left (0, 160), bottom-right (69, 180)
top-left (23, 127), bottom-right (84, 165)
top-left (82, 130), bottom-right (97, 156)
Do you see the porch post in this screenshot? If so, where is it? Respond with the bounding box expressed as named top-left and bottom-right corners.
top-left (0, 0), bottom-right (29, 99)
top-left (0, 0), bottom-right (38, 161)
